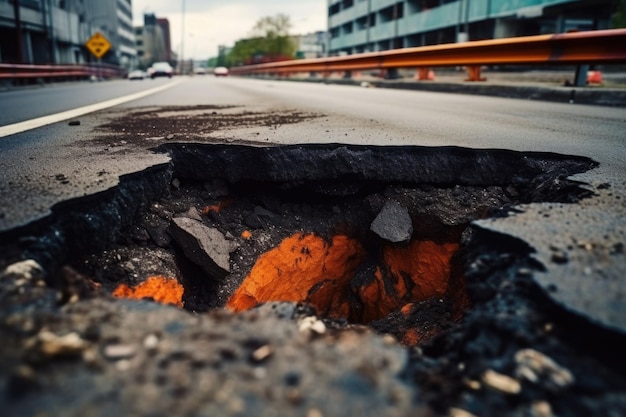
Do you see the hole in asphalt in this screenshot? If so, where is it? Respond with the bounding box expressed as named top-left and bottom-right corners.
top-left (36, 143), bottom-right (592, 346)
top-left (0, 143), bottom-right (597, 347)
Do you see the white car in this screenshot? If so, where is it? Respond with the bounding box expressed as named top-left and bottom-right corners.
top-left (213, 66), bottom-right (229, 77)
top-left (148, 62), bottom-right (174, 79)
top-left (127, 70), bottom-right (146, 80)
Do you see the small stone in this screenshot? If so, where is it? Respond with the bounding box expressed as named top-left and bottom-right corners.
top-left (251, 345), bottom-right (272, 363)
top-left (550, 251), bottom-right (568, 264)
top-left (103, 344), bottom-right (137, 360)
top-left (370, 200), bottom-right (413, 243)
top-left (531, 401), bottom-right (555, 417)
top-left (82, 348), bottom-right (103, 369)
top-left (143, 334), bottom-right (159, 351)
top-left (169, 217), bottom-right (238, 279)
top-left (307, 409), bottom-right (324, 417)
top-left (383, 334), bottom-right (397, 345)
top-left (1, 259), bottom-right (44, 281)
top-left (464, 380), bottom-right (481, 390)
top-left (171, 178), bottom-right (181, 189)
top-left (30, 331), bottom-right (89, 359)
top-left (298, 316), bottom-right (326, 334)
top-left (515, 349), bottom-right (574, 390)
top-left (482, 369), bottom-right (521, 395)
top-left (449, 408), bottom-right (479, 417)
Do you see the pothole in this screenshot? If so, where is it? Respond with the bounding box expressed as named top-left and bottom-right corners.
top-left (2, 143), bottom-right (596, 347)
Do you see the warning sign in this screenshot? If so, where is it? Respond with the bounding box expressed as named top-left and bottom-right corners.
top-left (85, 32), bottom-right (111, 59)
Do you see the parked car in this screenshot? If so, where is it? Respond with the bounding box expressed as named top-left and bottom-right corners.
top-left (193, 67), bottom-right (207, 75)
top-left (127, 70), bottom-right (146, 80)
top-left (148, 62), bottom-right (173, 79)
top-left (213, 66), bottom-right (229, 77)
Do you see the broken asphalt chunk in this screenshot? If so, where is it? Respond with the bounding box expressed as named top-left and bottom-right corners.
top-left (168, 217), bottom-right (238, 280)
top-left (370, 200), bottom-right (413, 244)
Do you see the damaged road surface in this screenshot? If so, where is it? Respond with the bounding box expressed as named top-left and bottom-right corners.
top-left (1, 77), bottom-right (625, 417)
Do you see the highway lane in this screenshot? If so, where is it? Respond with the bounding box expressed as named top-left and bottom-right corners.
top-left (1, 75), bottom-right (624, 225)
top-left (0, 77), bottom-right (176, 127)
top-left (0, 75), bottom-right (625, 331)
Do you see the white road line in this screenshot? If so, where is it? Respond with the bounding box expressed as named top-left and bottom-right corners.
top-left (0, 78), bottom-right (185, 138)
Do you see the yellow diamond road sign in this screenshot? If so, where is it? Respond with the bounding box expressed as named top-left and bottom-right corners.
top-left (85, 32), bottom-right (111, 59)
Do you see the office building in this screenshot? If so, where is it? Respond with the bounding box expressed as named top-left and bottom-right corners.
top-left (327, 0), bottom-right (616, 55)
top-left (0, 0), bottom-right (136, 69)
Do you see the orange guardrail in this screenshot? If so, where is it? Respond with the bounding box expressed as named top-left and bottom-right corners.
top-left (0, 63), bottom-right (125, 81)
top-left (230, 29), bottom-right (626, 81)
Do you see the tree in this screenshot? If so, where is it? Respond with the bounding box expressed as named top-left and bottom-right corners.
top-left (614, 0), bottom-right (626, 28)
top-left (226, 14), bottom-right (296, 66)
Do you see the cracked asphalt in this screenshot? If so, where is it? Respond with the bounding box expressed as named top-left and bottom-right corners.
top-left (0, 78), bottom-right (625, 417)
top-left (1, 76), bottom-right (624, 333)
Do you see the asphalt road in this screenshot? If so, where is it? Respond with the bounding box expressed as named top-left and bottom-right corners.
top-left (0, 75), bottom-right (625, 333)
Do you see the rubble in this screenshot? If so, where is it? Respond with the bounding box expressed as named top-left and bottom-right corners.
top-left (169, 217), bottom-right (238, 279)
top-left (370, 200), bottom-right (413, 243)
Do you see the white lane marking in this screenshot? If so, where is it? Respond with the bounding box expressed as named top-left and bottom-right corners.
top-left (0, 78), bottom-right (185, 138)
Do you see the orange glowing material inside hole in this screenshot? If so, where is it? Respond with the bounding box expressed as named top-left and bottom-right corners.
top-left (358, 240), bottom-right (459, 323)
top-left (241, 230), bottom-right (253, 240)
top-left (226, 232), bottom-right (461, 326)
top-left (227, 233), bottom-right (366, 317)
top-left (113, 276), bottom-right (184, 307)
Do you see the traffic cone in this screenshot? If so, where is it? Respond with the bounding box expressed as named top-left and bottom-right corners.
top-left (416, 68), bottom-right (435, 81)
top-left (587, 71), bottom-right (603, 84)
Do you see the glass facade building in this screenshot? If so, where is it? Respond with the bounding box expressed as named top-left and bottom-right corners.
top-left (327, 0), bottom-right (616, 55)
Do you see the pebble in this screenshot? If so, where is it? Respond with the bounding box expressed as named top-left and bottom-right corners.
top-left (103, 344), bottom-right (138, 360)
top-left (33, 331), bottom-right (89, 358)
top-left (464, 379), bottom-right (481, 390)
top-left (482, 369), bottom-right (521, 395)
top-left (515, 349), bottom-right (574, 390)
top-left (143, 334), bottom-right (159, 351)
top-left (1, 259), bottom-right (44, 281)
top-left (550, 251), bottom-right (569, 264)
top-left (531, 401), bottom-right (555, 417)
top-left (251, 345), bottom-right (273, 362)
top-left (298, 316), bottom-right (326, 335)
top-left (449, 407), bottom-right (479, 417)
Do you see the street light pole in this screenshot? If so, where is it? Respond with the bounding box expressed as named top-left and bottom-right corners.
top-left (180, 0), bottom-right (186, 74)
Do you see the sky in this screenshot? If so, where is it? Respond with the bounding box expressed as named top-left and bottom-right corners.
top-left (132, 0), bottom-right (327, 60)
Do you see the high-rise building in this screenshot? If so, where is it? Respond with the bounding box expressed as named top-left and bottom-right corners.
top-left (83, 0), bottom-right (136, 68)
top-left (134, 14), bottom-right (173, 69)
top-left (327, 0), bottom-right (616, 55)
top-left (0, 0), bottom-right (136, 69)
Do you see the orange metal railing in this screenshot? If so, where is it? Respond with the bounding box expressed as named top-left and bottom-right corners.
top-left (0, 63), bottom-right (125, 81)
top-left (229, 29), bottom-right (626, 81)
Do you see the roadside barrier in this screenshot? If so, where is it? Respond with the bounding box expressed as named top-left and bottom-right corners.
top-left (230, 29), bottom-right (626, 82)
top-left (0, 63), bottom-right (125, 83)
